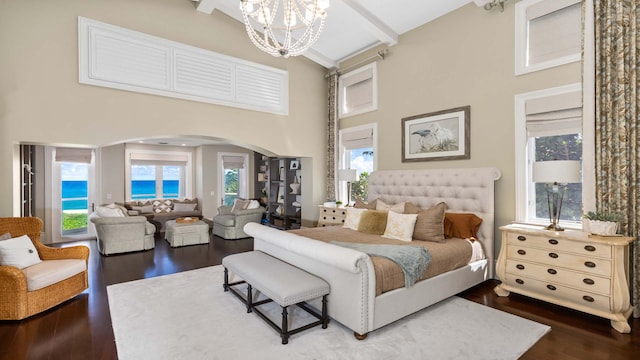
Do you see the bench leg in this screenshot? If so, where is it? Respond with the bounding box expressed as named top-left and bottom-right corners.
top-left (281, 306), bottom-right (289, 345)
top-left (321, 295), bottom-right (328, 329)
top-left (223, 267), bottom-right (229, 292)
top-left (247, 284), bottom-right (253, 313)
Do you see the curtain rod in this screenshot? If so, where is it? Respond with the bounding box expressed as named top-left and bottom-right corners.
top-left (325, 49), bottom-right (388, 78)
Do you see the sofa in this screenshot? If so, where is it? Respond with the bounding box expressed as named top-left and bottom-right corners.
top-left (122, 198), bottom-right (202, 233)
top-left (89, 206), bottom-right (156, 255)
top-left (212, 203), bottom-right (265, 239)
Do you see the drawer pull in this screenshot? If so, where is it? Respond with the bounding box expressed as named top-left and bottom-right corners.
top-left (516, 264), bottom-right (525, 270)
top-left (332, 217), bottom-right (336, 220)
top-left (547, 269), bottom-right (557, 275)
top-left (517, 249), bottom-right (526, 255)
top-left (585, 261), bottom-right (596, 268)
top-left (323, 216), bottom-right (327, 220)
top-left (549, 253), bottom-right (559, 259)
top-left (583, 295), bottom-right (595, 303)
top-left (517, 235), bottom-right (526, 241)
top-left (515, 279), bottom-right (524, 285)
top-left (583, 278), bottom-right (595, 285)
top-left (584, 245), bottom-right (596, 252)
top-left (546, 284), bottom-right (556, 291)
top-left (548, 239), bottom-right (558, 245)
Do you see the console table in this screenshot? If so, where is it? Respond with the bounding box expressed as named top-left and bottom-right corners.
top-left (494, 224), bottom-right (633, 333)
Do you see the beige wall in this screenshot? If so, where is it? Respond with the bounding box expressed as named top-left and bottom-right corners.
top-left (339, 3), bottom-right (581, 251)
top-left (0, 0), bottom-right (328, 220)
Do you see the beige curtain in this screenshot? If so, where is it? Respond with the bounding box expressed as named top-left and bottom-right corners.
top-left (594, 0), bottom-right (640, 316)
top-left (326, 73), bottom-right (339, 201)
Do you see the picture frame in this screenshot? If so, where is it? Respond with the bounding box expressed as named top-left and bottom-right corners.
top-left (290, 160), bottom-right (300, 170)
top-left (257, 173), bottom-right (266, 182)
top-left (401, 105), bottom-right (470, 162)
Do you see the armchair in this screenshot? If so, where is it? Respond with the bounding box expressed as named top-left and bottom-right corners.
top-left (212, 205), bottom-right (265, 239)
top-left (90, 216), bottom-right (155, 255)
top-left (0, 217), bottom-right (89, 320)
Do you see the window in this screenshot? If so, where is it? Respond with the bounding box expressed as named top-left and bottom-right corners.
top-left (219, 153), bottom-right (249, 206)
top-left (339, 124), bottom-right (377, 203)
top-left (338, 63), bottom-right (378, 118)
top-left (126, 149), bottom-right (192, 200)
top-left (515, 84), bottom-right (582, 227)
top-left (515, 0), bottom-right (581, 75)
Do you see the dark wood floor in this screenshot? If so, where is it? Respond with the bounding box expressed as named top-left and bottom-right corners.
top-left (1, 233), bottom-right (639, 360)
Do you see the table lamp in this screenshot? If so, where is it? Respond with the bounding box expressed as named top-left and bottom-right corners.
top-left (532, 160), bottom-right (581, 231)
top-left (338, 169), bottom-right (358, 206)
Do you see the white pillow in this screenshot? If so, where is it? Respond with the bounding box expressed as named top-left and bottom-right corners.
top-left (246, 200), bottom-right (261, 209)
top-left (343, 207), bottom-right (367, 230)
top-left (382, 211), bottom-right (418, 242)
top-left (376, 200), bottom-right (406, 213)
top-left (173, 202), bottom-right (197, 212)
top-left (0, 235), bottom-right (42, 269)
top-left (96, 206), bottom-right (125, 218)
top-left (231, 199), bottom-right (250, 214)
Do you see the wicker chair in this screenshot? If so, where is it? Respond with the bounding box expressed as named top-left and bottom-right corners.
top-left (0, 217), bottom-right (89, 320)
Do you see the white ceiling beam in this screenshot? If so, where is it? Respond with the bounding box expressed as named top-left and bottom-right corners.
top-left (302, 48), bottom-right (338, 69)
top-left (195, 0), bottom-right (220, 15)
top-left (341, 0), bottom-right (398, 46)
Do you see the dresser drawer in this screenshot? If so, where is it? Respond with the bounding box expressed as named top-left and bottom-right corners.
top-left (507, 246), bottom-right (612, 277)
top-left (318, 207), bottom-right (347, 227)
top-left (505, 259), bottom-right (611, 295)
top-left (504, 274), bottom-right (611, 313)
top-left (507, 232), bottom-right (611, 259)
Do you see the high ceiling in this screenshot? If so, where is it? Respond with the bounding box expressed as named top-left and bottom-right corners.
top-left (194, 0), bottom-right (475, 69)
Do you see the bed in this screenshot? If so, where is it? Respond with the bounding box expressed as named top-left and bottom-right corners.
top-left (243, 167), bottom-right (501, 339)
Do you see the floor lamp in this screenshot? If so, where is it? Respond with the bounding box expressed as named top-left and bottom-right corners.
top-left (532, 160), bottom-right (582, 231)
top-left (338, 169), bottom-right (358, 206)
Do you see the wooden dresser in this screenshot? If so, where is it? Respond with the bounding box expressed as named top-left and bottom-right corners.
top-left (495, 224), bottom-right (633, 333)
top-left (317, 206), bottom-right (347, 227)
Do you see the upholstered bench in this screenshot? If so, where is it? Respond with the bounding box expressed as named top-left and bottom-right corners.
top-left (222, 251), bottom-right (330, 344)
top-left (164, 220), bottom-right (209, 247)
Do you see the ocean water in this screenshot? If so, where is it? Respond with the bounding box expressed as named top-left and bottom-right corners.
top-left (61, 180), bottom-right (179, 210)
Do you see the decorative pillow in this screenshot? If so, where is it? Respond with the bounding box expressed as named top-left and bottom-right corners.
top-left (153, 199), bottom-right (173, 213)
top-left (174, 198), bottom-right (199, 211)
top-left (413, 202), bottom-right (447, 242)
top-left (0, 235), bottom-right (42, 269)
top-left (382, 211), bottom-right (418, 242)
top-left (343, 207), bottom-right (367, 230)
top-left (173, 202), bottom-right (197, 212)
top-left (96, 205), bottom-right (126, 218)
top-left (132, 204), bottom-right (154, 214)
top-left (403, 202), bottom-right (421, 214)
top-left (231, 199), bottom-right (250, 214)
top-left (0, 233), bottom-right (11, 241)
top-left (354, 199), bottom-right (377, 210)
top-left (357, 210), bottom-right (389, 235)
top-left (246, 199), bottom-right (261, 209)
top-left (444, 213), bottom-right (483, 239)
top-left (376, 199), bottom-right (406, 213)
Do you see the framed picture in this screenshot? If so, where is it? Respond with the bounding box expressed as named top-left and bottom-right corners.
top-left (290, 160), bottom-right (300, 170)
top-left (257, 173), bottom-right (266, 182)
top-left (401, 106), bottom-right (470, 162)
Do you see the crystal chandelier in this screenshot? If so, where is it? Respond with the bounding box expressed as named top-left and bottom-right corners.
top-left (239, 0), bottom-right (330, 58)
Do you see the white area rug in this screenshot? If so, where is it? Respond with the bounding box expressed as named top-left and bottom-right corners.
top-left (107, 266), bottom-right (549, 360)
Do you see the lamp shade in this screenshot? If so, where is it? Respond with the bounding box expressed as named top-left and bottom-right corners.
top-left (338, 169), bottom-right (358, 182)
top-left (532, 160), bottom-right (581, 184)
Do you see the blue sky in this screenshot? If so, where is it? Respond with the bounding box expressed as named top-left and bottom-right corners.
top-left (349, 148), bottom-right (373, 175)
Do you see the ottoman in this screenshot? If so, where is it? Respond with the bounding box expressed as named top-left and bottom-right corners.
top-left (165, 220), bottom-right (210, 247)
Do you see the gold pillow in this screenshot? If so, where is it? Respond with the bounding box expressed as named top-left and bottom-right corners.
top-left (413, 202), bottom-right (447, 242)
top-left (444, 213), bottom-right (483, 239)
top-left (357, 210), bottom-right (389, 235)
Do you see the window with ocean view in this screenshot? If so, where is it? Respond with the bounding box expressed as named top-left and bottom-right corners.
top-left (61, 162), bottom-right (89, 235)
top-left (131, 165), bottom-right (184, 200)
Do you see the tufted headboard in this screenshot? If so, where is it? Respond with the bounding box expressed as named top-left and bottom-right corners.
top-left (368, 168), bottom-right (502, 275)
